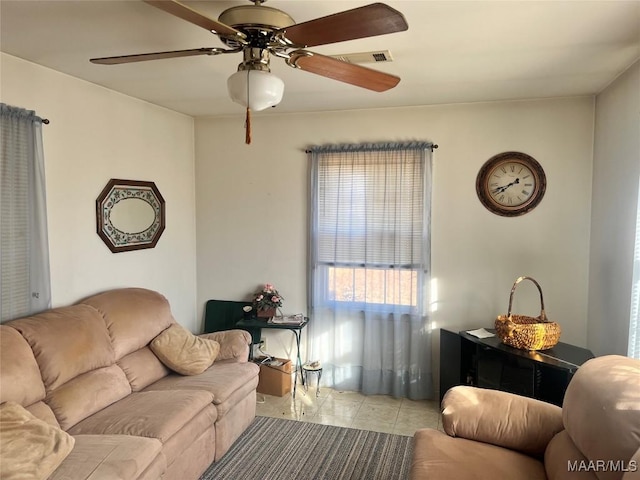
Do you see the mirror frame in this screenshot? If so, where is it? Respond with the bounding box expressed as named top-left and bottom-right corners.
top-left (96, 179), bottom-right (165, 253)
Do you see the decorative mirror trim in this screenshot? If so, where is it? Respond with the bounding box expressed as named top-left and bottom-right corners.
top-left (96, 179), bottom-right (165, 253)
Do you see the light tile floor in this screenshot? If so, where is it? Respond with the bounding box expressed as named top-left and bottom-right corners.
top-left (256, 382), bottom-right (443, 437)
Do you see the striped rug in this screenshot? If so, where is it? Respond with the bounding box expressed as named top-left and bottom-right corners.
top-left (199, 416), bottom-right (413, 480)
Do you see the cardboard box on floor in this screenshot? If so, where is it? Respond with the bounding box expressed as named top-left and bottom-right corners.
top-left (255, 357), bottom-right (293, 397)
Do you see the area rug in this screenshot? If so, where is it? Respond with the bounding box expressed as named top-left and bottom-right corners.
top-left (199, 416), bottom-right (413, 480)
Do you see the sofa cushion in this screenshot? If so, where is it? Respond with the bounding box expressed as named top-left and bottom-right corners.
top-left (80, 288), bottom-right (175, 360)
top-left (544, 430), bottom-right (597, 480)
top-left (161, 405), bottom-right (217, 469)
top-left (49, 434), bottom-right (165, 480)
top-left (143, 361), bottom-right (259, 408)
top-left (563, 355), bottom-right (640, 480)
top-left (118, 346), bottom-right (171, 392)
top-left (163, 423), bottom-right (216, 480)
top-left (46, 365), bottom-right (132, 430)
top-left (0, 401), bottom-right (75, 480)
top-left (151, 324), bottom-right (220, 375)
top-left (68, 390), bottom-right (216, 443)
top-left (410, 428), bottom-right (547, 480)
top-left (8, 305), bottom-right (115, 391)
top-left (0, 325), bottom-right (46, 406)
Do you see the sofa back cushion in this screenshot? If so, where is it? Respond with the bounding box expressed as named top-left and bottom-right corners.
top-left (117, 347), bottom-right (171, 392)
top-left (0, 325), bottom-right (61, 428)
top-left (46, 365), bottom-right (131, 430)
top-left (8, 305), bottom-right (132, 430)
top-left (80, 288), bottom-right (175, 360)
top-left (0, 325), bottom-right (46, 406)
top-left (9, 305), bottom-right (116, 390)
top-left (562, 355), bottom-right (640, 480)
top-left (80, 288), bottom-right (176, 390)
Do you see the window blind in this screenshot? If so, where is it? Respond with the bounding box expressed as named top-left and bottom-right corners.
top-left (316, 147), bottom-right (426, 268)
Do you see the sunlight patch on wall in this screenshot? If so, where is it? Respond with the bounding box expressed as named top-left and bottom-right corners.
top-left (430, 278), bottom-right (439, 314)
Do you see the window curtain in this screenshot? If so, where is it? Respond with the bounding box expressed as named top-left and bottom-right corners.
top-left (308, 142), bottom-right (434, 400)
top-left (0, 103), bottom-right (51, 322)
top-left (628, 178), bottom-right (640, 359)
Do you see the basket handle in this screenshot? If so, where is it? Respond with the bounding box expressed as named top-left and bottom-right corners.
top-left (507, 276), bottom-right (547, 322)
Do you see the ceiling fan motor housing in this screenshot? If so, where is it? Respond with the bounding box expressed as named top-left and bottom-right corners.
top-left (218, 5), bottom-right (295, 48)
top-left (237, 48), bottom-right (272, 72)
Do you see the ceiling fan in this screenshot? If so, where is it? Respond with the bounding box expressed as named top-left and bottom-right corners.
top-left (90, 0), bottom-right (408, 142)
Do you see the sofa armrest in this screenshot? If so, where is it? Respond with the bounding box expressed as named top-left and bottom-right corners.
top-left (442, 385), bottom-right (563, 457)
top-left (199, 329), bottom-right (250, 363)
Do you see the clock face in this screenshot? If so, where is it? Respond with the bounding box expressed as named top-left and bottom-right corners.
top-left (476, 152), bottom-right (546, 216)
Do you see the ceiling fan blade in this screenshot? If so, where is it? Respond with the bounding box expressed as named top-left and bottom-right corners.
top-left (289, 51), bottom-right (400, 92)
top-left (144, 0), bottom-right (246, 41)
top-left (283, 3), bottom-right (408, 48)
top-left (90, 48), bottom-right (222, 65)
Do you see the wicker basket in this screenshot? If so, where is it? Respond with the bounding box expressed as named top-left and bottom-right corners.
top-left (495, 276), bottom-right (561, 351)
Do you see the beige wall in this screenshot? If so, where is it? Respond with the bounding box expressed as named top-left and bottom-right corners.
top-left (1, 54), bottom-right (199, 331)
top-left (588, 60), bottom-right (640, 356)
top-left (1, 50), bottom-right (602, 380)
top-left (195, 97), bottom-right (595, 370)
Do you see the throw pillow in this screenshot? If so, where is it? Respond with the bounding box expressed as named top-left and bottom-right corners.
top-left (0, 401), bottom-right (75, 480)
top-left (150, 323), bottom-right (220, 375)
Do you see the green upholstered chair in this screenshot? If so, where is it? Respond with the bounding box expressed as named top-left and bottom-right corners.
top-left (203, 299), bottom-right (260, 344)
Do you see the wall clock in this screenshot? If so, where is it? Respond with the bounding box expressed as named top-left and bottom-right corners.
top-left (476, 151), bottom-right (546, 217)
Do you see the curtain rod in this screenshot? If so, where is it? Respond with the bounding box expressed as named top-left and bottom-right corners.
top-left (305, 143), bottom-right (438, 154)
top-left (0, 103), bottom-right (49, 124)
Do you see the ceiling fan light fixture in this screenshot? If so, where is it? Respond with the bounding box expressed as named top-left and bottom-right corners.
top-left (227, 69), bottom-right (284, 111)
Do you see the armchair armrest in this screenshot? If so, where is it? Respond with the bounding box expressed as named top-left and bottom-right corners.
top-left (442, 386), bottom-right (563, 457)
top-left (199, 329), bottom-right (250, 363)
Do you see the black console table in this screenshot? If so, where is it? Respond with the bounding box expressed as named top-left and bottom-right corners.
top-left (440, 329), bottom-right (595, 406)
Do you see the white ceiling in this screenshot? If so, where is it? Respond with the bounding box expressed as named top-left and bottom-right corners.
top-left (1, 1), bottom-right (639, 117)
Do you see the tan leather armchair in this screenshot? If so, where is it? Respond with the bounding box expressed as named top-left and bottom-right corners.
top-left (411, 355), bottom-right (640, 480)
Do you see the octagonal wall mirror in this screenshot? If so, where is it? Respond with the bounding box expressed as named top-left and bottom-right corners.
top-left (96, 179), bottom-right (165, 253)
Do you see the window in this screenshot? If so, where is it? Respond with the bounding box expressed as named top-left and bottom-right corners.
top-left (0, 104), bottom-right (51, 321)
top-left (311, 142), bottom-right (431, 313)
top-left (326, 266), bottom-right (418, 307)
top-left (307, 142), bottom-right (434, 399)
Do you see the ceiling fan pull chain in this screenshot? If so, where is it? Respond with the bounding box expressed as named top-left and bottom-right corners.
top-left (245, 69), bottom-right (252, 144)
top-left (245, 106), bottom-right (252, 144)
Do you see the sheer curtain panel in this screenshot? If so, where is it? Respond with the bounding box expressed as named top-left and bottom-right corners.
top-left (628, 177), bottom-right (640, 359)
top-left (0, 103), bottom-right (51, 322)
top-left (308, 142), bottom-right (434, 400)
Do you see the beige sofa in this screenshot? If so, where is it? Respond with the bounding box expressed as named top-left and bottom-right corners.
top-left (411, 355), bottom-right (640, 479)
top-left (0, 287), bottom-right (260, 480)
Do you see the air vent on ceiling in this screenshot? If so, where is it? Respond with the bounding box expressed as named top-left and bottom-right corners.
top-left (330, 50), bottom-right (393, 64)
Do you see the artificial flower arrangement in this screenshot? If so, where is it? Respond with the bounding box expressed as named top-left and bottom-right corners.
top-left (253, 283), bottom-right (284, 313)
